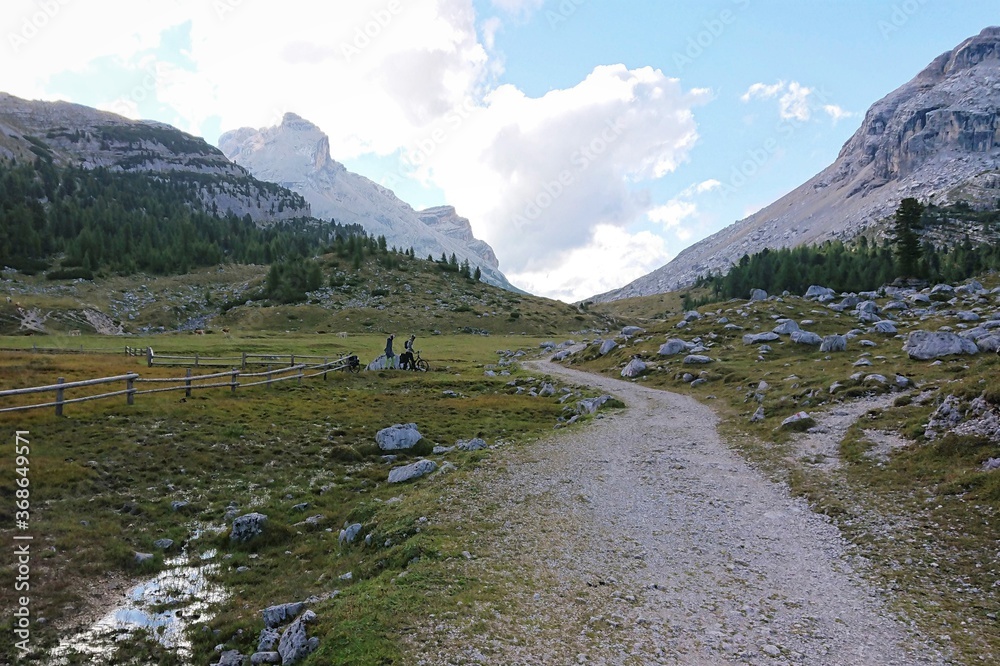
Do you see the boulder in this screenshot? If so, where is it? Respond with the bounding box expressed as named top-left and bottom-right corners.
top-left (772, 320), bottom-right (800, 335)
top-left (278, 610), bottom-right (319, 665)
top-left (957, 311), bottom-right (981, 322)
top-left (683, 355), bottom-right (713, 365)
top-left (153, 539), bottom-right (174, 550)
top-left (376, 424), bottom-right (422, 451)
top-left (749, 289), bottom-right (768, 301)
top-left (621, 358), bottom-right (647, 378)
top-left (388, 460), bottom-right (437, 484)
top-left (976, 335), bottom-right (1000, 353)
top-left (539, 383), bottom-right (556, 397)
top-left (658, 339), bottom-right (691, 356)
top-left (874, 320), bottom-right (897, 335)
top-left (134, 552), bottom-right (154, 565)
top-left (682, 311), bottom-right (703, 323)
top-left (457, 438), bottom-right (488, 451)
top-left (790, 331), bottom-right (822, 346)
top-left (804, 285), bottom-right (835, 300)
top-left (230, 513), bottom-right (268, 542)
top-left (819, 335), bottom-right (847, 353)
top-left (263, 602), bottom-right (304, 629)
top-left (780, 412), bottom-right (815, 430)
top-left (250, 653), bottom-right (281, 665)
top-left (903, 331), bottom-right (979, 360)
top-left (215, 650), bottom-right (247, 666)
top-left (750, 406), bottom-right (765, 423)
top-left (930, 284), bottom-right (957, 301)
top-left (924, 395), bottom-right (963, 439)
top-left (338, 524), bottom-right (362, 545)
top-left (621, 326), bottom-right (645, 337)
top-left (598, 340), bottom-right (617, 356)
top-left (577, 395), bottom-right (612, 415)
top-left (743, 332), bottom-right (780, 345)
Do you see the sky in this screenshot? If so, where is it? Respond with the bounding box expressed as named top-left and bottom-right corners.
top-left (1, 1), bottom-right (997, 302)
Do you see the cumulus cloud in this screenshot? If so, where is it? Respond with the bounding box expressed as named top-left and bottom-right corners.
top-left (0, 0), bottom-right (711, 301)
top-left (823, 104), bottom-right (855, 123)
top-left (418, 65), bottom-right (710, 276)
top-left (508, 225), bottom-right (672, 302)
top-left (741, 80), bottom-right (833, 122)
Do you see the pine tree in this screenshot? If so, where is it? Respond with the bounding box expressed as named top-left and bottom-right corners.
top-left (893, 198), bottom-right (924, 279)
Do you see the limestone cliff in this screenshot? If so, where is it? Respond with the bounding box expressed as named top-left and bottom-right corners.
top-left (595, 27), bottom-right (1000, 302)
top-left (218, 113), bottom-right (514, 290)
top-left (0, 92), bottom-right (309, 224)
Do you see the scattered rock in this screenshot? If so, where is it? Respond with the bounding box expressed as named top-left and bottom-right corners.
top-left (621, 358), bottom-right (647, 378)
top-left (388, 459), bottom-right (437, 484)
top-left (277, 610), bottom-right (319, 665)
top-left (819, 335), bottom-right (847, 352)
top-left (375, 423), bottom-right (423, 451)
top-left (263, 602), bottom-right (304, 629)
top-left (903, 330), bottom-right (979, 360)
top-left (338, 524), bottom-right (362, 545)
top-left (230, 513), bottom-right (268, 542)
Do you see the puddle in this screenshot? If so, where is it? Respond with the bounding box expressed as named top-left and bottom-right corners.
top-left (47, 527), bottom-right (228, 664)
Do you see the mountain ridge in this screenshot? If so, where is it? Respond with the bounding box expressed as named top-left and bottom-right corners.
top-left (0, 92), bottom-right (310, 224)
top-left (593, 26), bottom-right (1000, 303)
top-left (218, 114), bottom-right (517, 291)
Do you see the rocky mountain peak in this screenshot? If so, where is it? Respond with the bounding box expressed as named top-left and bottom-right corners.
top-left (593, 27), bottom-right (1000, 303)
top-left (219, 114), bottom-right (515, 290)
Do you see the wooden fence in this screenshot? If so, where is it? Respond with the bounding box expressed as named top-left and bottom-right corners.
top-left (145, 348), bottom-right (339, 370)
top-left (0, 356), bottom-right (357, 416)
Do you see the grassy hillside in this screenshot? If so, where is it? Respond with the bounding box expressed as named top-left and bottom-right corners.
top-left (0, 250), bottom-right (609, 341)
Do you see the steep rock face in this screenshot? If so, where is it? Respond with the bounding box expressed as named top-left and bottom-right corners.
top-left (218, 114), bottom-right (513, 290)
top-left (0, 92), bottom-right (309, 223)
top-left (595, 27), bottom-right (1000, 302)
top-left (417, 206), bottom-right (500, 270)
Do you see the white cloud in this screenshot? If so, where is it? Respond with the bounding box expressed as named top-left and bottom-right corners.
top-left (778, 81), bottom-right (812, 121)
top-left (0, 1), bottom-right (711, 302)
top-left (508, 225), bottom-right (672, 302)
top-left (489, 0), bottom-right (544, 17)
top-left (741, 80), bottom-right (820, 121)
top-left (823, 104), bottom-right (854, 123)
top-left (416, 64), bottom-right (710, 277)
top-left (740, 81), bottom-right (786, 102)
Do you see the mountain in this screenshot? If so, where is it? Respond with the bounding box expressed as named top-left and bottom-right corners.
top-left (0, 92), bottom-right (310, 223)
top-left (218, 113), bottom-right (516, 290)
top-left (594, 27), bottom-right (1000, 302)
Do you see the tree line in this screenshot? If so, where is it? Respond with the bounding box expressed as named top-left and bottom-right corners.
top-left (689, 198), bottom-right (1000, 306)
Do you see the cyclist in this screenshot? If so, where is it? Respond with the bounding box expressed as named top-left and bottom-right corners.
top-left (400, 334), bottom-right (416, 370)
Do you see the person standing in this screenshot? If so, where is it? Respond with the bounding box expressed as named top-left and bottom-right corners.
top-left (400, 334), bottom-right (416, 369)
top-left (385, 333), bottom-right (396, 369)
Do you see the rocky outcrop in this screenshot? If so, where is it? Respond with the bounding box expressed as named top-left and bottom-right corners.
top-left (594, 27), bottom-right (1000, 302)
top-left (219, 114), bottom-right (515, 290)
top-left (0, 92), bottom-right (308, 224)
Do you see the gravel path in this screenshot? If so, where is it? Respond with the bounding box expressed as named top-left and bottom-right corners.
top-left (410, 361), bottom-right (949, 665)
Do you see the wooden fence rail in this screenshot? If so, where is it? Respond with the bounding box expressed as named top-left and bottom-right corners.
top-left (0, 356), bottom-right (355, 416)
top-left (145, 348), bottom-right (337, 369)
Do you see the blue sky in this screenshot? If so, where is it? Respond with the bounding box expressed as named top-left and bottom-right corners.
top-left (1, 1), bottom-right (996, 301)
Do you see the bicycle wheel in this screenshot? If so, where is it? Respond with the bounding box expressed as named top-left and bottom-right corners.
top-left (349, 363), bottom-right (360, 374)
top-left (415, 359), bottom-right (429, 372)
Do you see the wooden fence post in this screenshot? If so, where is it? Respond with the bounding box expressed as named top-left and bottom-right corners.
top-left (231, 368), bottom-right (239, 393)
top-left (266, 369), bottom-right (273, 389)
top-left (298, 368), bottom-right (303, 386)
top-left (147, 347), bottom-right (154, 367)
top-left (55, 377), bottom-right (64, 416)
top-left (185, 368), bottom-right (192, 398)
top-left (323, 358), bottom-right (328, 381)
top-left (290, 354), bottom-right (295, 367)
top-left (126, 376), bottom-right (135, 405)
top-left (195, 353), bottom-right (199, 368)
top-left (241, 352), bottom-right (247, 370)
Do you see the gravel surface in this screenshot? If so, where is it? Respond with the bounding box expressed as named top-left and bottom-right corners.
top-left (409, 361), bottom-right (950, 665)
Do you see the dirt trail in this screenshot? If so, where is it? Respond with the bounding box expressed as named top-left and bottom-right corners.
top-left (410, 361), bottom-right (948, 666)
